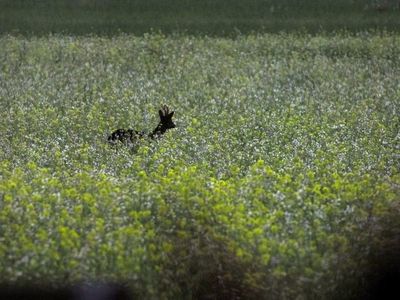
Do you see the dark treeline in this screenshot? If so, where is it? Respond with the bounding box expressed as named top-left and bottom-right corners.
top-left (0, 0), bottom-right (399, 35)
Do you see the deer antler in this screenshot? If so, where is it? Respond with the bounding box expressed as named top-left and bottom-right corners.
top-left (160, 105), bottom-right (170, 116)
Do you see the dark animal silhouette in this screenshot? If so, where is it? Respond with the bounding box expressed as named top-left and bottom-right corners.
top-left (108, 105), bottom-right (175, 144)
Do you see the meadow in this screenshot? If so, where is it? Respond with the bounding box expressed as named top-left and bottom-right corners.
top-left (0, 32), bottom-right (399, 299)
top-left (0, 1), bottom-right (400, 299)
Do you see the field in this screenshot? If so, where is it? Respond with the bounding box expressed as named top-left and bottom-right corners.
top-left (1, 1), bottom-right (400, 300)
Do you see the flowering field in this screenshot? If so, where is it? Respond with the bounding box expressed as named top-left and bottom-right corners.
top-left (0, 33), bottom-right (399, 298)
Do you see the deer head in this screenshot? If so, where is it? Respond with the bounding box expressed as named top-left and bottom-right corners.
top-left (149, 105), bottom-right (176, 138)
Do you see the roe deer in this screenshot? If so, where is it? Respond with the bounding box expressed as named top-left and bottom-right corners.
top-left (108, 105), bottom-right (176, 144)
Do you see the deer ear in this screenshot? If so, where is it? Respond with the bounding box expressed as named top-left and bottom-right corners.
top-left (159, 109), bottom-right (164, 118)
top-left (169, 111), bottom-right (174, 118)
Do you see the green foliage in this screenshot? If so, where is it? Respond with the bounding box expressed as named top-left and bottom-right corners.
top-left (0, 32), bottom-right (399, 298)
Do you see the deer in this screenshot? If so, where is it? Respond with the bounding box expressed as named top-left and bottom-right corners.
top-left (108, 105), bottom-right (176, 145)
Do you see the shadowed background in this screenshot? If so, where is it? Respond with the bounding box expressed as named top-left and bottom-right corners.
top-left (1, 0), bottom-right (400, 35)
